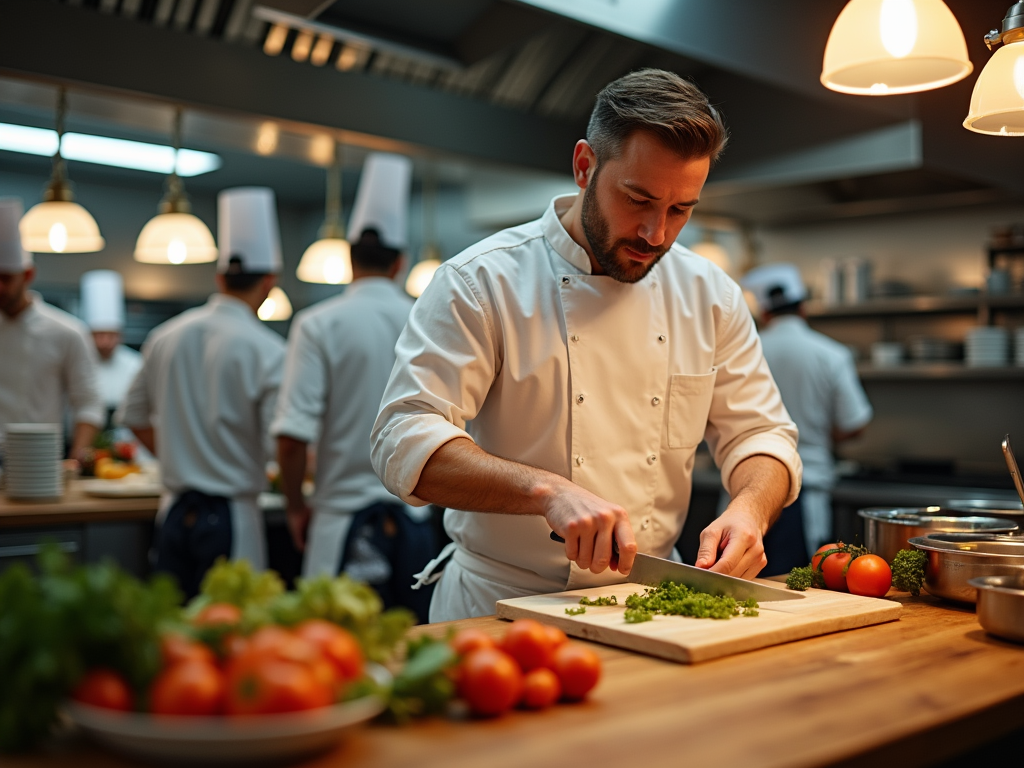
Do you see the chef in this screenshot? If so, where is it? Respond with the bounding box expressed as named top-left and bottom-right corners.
top-left (371, 69), bottom-right (802, 621)
top-left (80, 270), bottom-right (142, 424)
top-left (120, 187), bottom-right (287, 598)
top-left (0, 197), bottom-right (103, 463)
top-left (741, 263), bottom-right (872, 563)
top-left (272, 153), bottom-right (435, 622)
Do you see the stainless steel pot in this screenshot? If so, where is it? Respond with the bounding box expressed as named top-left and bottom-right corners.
top-left (941, 498), bottom-right (1024, 520)
top-left (858, 508), bottom-right (1018, 564)
top-left (969, 573), bottom-right (1024, 643)
top-left (909, 533), bottom-right (1024, 603)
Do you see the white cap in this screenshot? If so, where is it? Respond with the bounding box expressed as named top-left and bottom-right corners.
top-left (740, 263), bottom-right (808, 313)
top-left (347, 153), bottom-right (412, 250)
top-left (217, 187), bottom-right (282, 274)
top-left (0, 198), bottom-right (31, 273)
top-left (81, 270), bottom-right (125, 331)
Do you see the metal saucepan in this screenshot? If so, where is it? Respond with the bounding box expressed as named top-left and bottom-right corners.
top-left (858, 508), bottom-right (1018, 565)
top-left (969, 573), bottom-right (1024, 643)
top-left (909, 533), bottom-right (1024, 603)
top-left (941, 498), bottom-right (1023, 520)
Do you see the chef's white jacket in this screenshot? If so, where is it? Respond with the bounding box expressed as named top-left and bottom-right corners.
top-left (119, 294), bottom-right (286, 499)
top-left (0, 292), bottom-right (103, 444)
top-left (96, 345), bottom-right (143, 412)
top-left (372, 195), bottom-right (801, 597)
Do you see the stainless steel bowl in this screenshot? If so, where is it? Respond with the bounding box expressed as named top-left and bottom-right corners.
top-left (909, 533), bottom-right (1024, 603)
top-left (858, 508), bottom-right (1018, 564)
top-left (969, 574), bottom-right (1024, 643)
top-left (942, 498), bottom-right (1024, 520)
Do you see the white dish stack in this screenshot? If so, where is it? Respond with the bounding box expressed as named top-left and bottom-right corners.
top-left (965, 326), bottom-right (1009, 368)
top-left (3, 423), bottom-right (63, 500)
top-left (1016, 328), bottom-right (1024, 367)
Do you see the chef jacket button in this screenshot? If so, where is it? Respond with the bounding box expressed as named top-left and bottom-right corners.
top-left (562, 276), bottom-right (570, 284)
top-left (651, 396), bottom-right (661, 406)
top-left (571, 334), bottom-right (579, 342)
top-left (642, 518), bottom-right (651, 530)
top-left (658, 334), bottom-right (667, 343)
top-left (576, 394), bottom-right (585, 404)
top-left (576, 455), bottom-right (585, 466)
top-left (647, 454), bottom-right (658, 465)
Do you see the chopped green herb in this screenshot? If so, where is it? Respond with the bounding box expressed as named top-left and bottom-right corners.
top-left (623, 608), bottom-right (653, 623)
top-left (565, 606), bottom-right (587, 616)
top-left (579, 595), bottom-right (618, 606)
top-left (624, 581), bottom-right (759, 620)
top-left (786, 565), bottom-right (824, 591)
top-left (891, 549), bottom-right (927, 596)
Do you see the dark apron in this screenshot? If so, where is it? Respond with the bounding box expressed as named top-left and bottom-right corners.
top-left (154, 490), bottom-right (233, 600)
top-left (761, 495), bottom-right (809, 576)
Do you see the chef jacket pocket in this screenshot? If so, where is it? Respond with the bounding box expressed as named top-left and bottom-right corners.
top-left (667, 370), bottom-right (717, 449)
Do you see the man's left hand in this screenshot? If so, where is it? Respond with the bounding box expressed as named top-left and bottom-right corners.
top-left (695, 505), bottom-right (767, 579)
top-left (286, 503), bottom-right (312, 552)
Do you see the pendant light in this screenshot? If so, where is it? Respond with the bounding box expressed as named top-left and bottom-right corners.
top-left (19, 88), bottom-right (105, 253)
top-left (134, 108), bottom-right (217, 264)
top-left (964, 2), bottom-right (1024, 135)
top-left (258, 285), bottom-right (293, 321)
top-left (405, 163), bottom-right (442, 298)
top-left (296, 140), bottom-right (352, 285)
top-left (821, 0), bottom-right (972, 95)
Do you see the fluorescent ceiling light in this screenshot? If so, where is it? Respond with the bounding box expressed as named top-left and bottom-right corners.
top-left (0, 122), bottom-right (221, 176)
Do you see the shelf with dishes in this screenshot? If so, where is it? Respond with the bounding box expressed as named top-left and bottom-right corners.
top-left (857, 362), bottom-right (1024, 381)
top-left (806, 292), bottom-right (1024, 319)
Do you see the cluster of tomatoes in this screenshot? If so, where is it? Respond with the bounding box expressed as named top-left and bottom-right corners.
top-left (813, 544), bottom-right (893, 598)
top-left (71, 603), bottom-right (364, 716)
top-left (450, 619), bottom-right (601, 717)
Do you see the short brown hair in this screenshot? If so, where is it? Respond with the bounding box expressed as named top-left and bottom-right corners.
top-left (587, 68), bottom-right (728, 165)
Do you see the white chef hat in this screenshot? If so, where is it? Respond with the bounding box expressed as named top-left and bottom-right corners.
top-left (740, 263), bottom-right (808, 313)
top-left (0, 198), bottom-right (32, 273)
top-left (81, 269), bottom-right (125, 331)
top-left (217, 187), bottom-right (282, 275)
top-left (347, 153), bottom-right (412, 251)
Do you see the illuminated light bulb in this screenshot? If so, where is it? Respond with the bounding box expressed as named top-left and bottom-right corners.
top-left (48, 222), bottom-right (68, 252)
top-left (309, 134), bottom-right (335, 166)
top-left (323, 253), bottom-right (347, 284)
top-left (167, 239), bottom-right (187, 264)
top-left (870, 82), bottom-right (889, 93)
top-left (256, 122), bottom-right (279, 156)
top-left (258, 286), bottom-right (292, 321)
top-left (880, 0), bottom-right (918, 58)
top-left (135, 212), bottom-right (216, 264)
top-left (311, 35), bottom-right (334, 66)
top-left (263, 23), bottom-right (288, 56)
top-left (297, 238), bottom-right (352, 284)
top-left (291, 31), bottom-right (313, 62)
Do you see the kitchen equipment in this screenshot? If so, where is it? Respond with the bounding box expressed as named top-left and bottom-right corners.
top-left (3, 423), bottom-right (63, 500)
top-left (858, 508), bottom-right (1017, 564)
top-left (1015, 327), bottom-right (1024, 367)
top-left (907, 336), bottom-right (961, 362)
top-left (66, 663), bottom-right (390, 764)
top-left (871, 341), bottom-right (904, 367)
top-left (1003, 434), bottom-right (1024, 508)
top-left (969, 574), bottom-right (1024, 643)
top-left (843, 258), bottom-right (871, 304)
top-left (965, 326), bottom-right (1009, 367)
top-left (909, 533), bottom-right (1024, 603)
top-left (942, 498), bottom-right (1024, 520)
top-left (497, 582), bottom-right (900, 664)
top-left (549, 532), bottom-right (803, 603)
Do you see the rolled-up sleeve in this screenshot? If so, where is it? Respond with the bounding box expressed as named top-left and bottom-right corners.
top-left (371, 264), bottom-right (498, 505)
top-left (271, 316), bottom-right (326, 444)
top-left (705, 281), bottom-right (802, 505)
top-left (65, 327), bottom-right (104, 428)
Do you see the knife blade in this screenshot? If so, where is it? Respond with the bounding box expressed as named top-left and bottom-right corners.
top-left (549, 531), bottom-right (803, 603)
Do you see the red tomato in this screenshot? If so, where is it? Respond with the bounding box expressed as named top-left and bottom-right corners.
top-left (811, 543), bottom-right (838, 572)
top-left (846, 555), bottom-right (892, 598)
top-left (501, 619), bottom-right (557, 672)
top-left (458, 648), bottom-right (524, 716)
top-left (150, 661), bottom-right (225, 716)
top-left (160, 633), bottom-right (216, 667)
top-left (223, 633), bottom-right (249, 659)
top-left (821, 551), bottom-right (852, 592)
top-left (552, 644), bottom-right (601, 701)
top-left (520, 668), bottom-right (561, 710)
top-left (224, 656), bottom-right (333, 715)
top-left (450, 628), bottom-right (497, 657)
top-left (72, 669), bottom-right (133, 711)
top-left (193, 603), bottom-right (243, 628)
top-left (543, 625), bottom-right (568, 651)
top-left (293, 620), bottom-right (364, 683)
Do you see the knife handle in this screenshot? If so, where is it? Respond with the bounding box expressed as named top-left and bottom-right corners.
top-left (550, 530), bottom-right (620, 555)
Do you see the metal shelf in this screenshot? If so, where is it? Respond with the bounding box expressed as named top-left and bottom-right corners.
top-left (857, 363), bottom-right (1024, 380)
top-left (806, 293), bottom-right (1024, 319)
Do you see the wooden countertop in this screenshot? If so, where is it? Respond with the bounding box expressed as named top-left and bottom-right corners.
top-left (9, 592), bottom-right (1024, 768)
top-left (0, 480), bottom-right (160, 527)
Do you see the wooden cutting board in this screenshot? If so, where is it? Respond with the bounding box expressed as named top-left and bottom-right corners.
top-left (496, 580), bottom-right (901, 663)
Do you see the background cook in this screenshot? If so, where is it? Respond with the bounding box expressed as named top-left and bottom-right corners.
top-left (371, 69), bottom-right (802, 621)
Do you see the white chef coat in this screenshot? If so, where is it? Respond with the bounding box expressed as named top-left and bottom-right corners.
top-left (759, 315), bottom-right (872, 554)
top-left (371, 194), bottom-right (801, 615)
top-left (0, 292), bottom-right (103, 445)
top-left (119, 294), bottom-right (286, 564)
top-left (271, 277), bottom-right (424, 577)
top-left (96, 345), bottom-right (143, 412)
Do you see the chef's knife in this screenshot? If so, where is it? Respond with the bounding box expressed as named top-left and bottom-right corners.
top-left (549, 531), bottom-right (804, 603)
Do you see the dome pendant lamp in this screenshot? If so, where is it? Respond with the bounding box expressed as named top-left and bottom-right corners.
top-left (296, 140), bottom-right (352, 285)
top-left (20, 88), bottom-right (105, 253)
top-left (821, 0), bottom-right (972, 95)
top-left (964, 2), bottom-right (1024, 135)
top-left (134, 108), bottom-right (217, 264)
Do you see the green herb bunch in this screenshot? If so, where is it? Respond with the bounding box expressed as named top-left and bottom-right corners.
top-left (623, 581), bottom-right (759, 622)
top-left (890, 549), bottom-right (927, 596)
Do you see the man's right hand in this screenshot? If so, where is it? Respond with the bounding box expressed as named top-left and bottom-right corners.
top-left (542, 482), bottom-right (637, 576)
top-left (286, 503), bottom-right (312, 552)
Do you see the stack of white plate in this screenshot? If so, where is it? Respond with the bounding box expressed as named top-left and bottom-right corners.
top-left (4, 423), bottom-right (63, 500)
top-left (1016, 328), bottom-right (1024, 367)
top-left (965, 326), bottom-right (1008, 367)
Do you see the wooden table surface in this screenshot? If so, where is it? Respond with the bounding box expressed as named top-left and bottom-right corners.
top-left (9, 590), bottom-right (1024, 768)
top-left (0, 480), bottom-right (160, 527)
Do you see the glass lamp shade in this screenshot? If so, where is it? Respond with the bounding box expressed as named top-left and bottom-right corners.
top-left (296, 238), bottom-right (352, 285)
top-left (20, 200), bottom-right (104, 253)
top-left (406, 259), bottom-right (442, 298)
top-left (821, 0), bottom-right (972, 95)
top-left (258, 286), bottom-right (293, 321)
top-left (134, 212), bottom-right (217, 264)
top-left (964, 41), bottom-right (1024, 135)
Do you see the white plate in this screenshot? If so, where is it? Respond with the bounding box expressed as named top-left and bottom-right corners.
top-left (67, 664), bottom-right (390, 765)
top-left (78, 478), bottom-right (164, 498)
